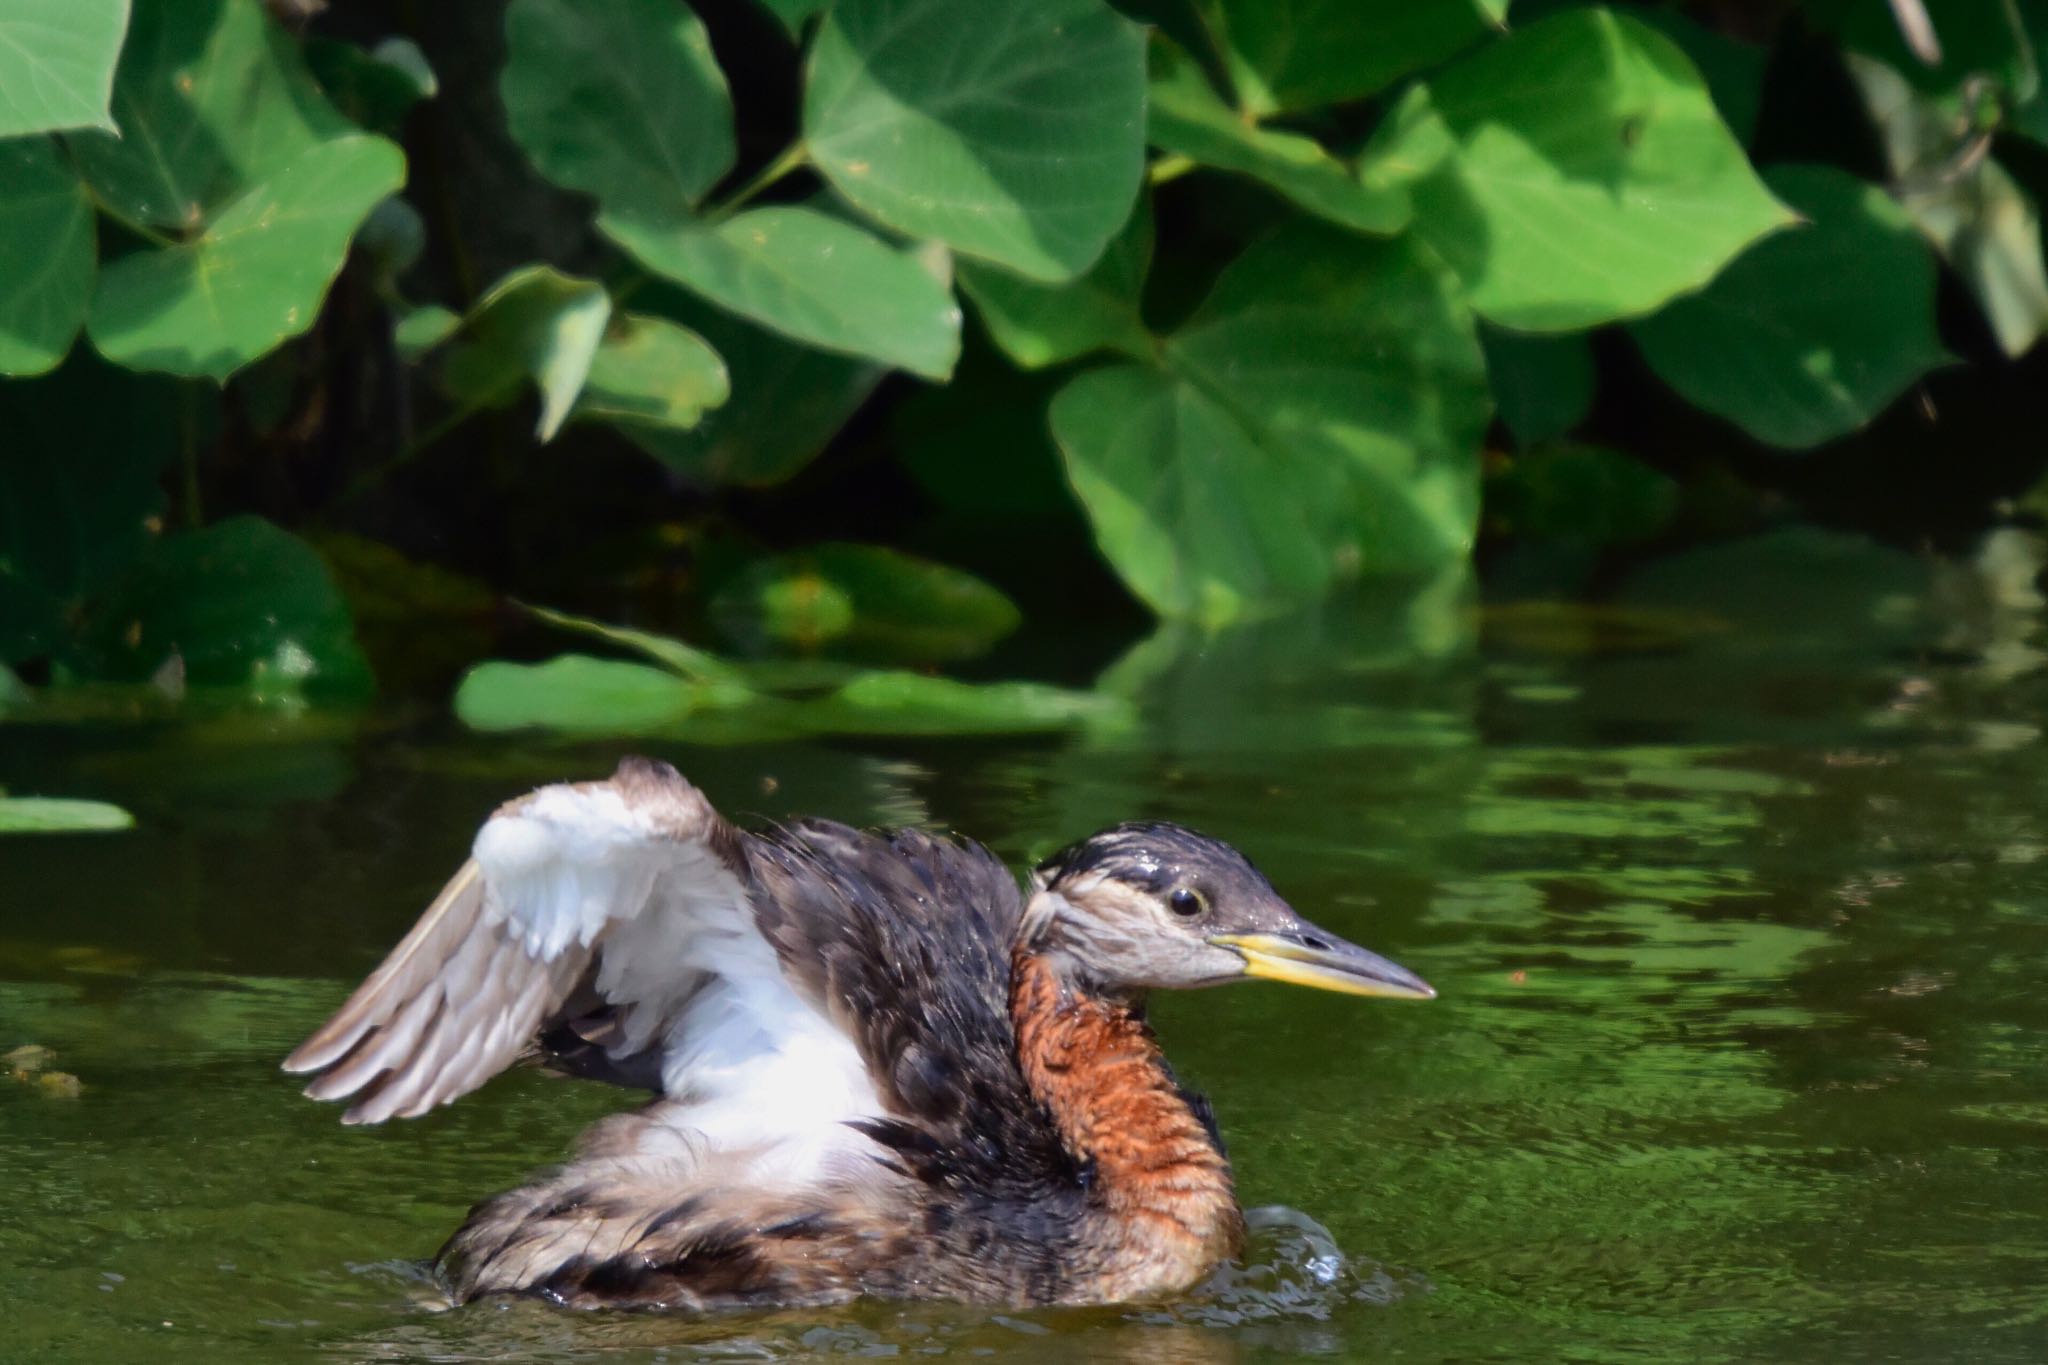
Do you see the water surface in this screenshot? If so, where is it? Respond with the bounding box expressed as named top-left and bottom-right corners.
top-left (5, 533), bottom-right (2046, 1362)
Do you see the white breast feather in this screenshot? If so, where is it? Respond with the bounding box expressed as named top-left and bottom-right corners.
top-left (475, 782), bottom-right (886, 1188)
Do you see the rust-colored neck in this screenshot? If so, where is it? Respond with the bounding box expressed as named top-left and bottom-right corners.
top-left (1009, 950), bottom-right (1243, 1301)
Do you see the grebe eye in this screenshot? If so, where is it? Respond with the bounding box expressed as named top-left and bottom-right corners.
top-left (1167, 888), bottom-right (1205, 917)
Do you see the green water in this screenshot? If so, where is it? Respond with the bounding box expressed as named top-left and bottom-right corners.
top-left (6, 536), bottom-right (2048, 1363)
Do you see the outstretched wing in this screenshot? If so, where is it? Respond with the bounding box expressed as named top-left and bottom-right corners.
top-left (282, 757), bottom-right (780, 1125)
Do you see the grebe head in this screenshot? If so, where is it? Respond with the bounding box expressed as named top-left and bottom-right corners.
top-left (1025, 822), bottom-right (1435, 1001)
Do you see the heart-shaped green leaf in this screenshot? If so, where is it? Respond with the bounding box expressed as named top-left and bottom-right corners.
top-left (87, 135), bottom-right (407, 380)
top-left (1052, 224), bottom-right (1489, 624)
top-left (0, 138), bottom-right (95, 375)
top-left (70, 0), bottom-right (354, 233)
top-left (1195, 0), bottom-right (1494, 115)
top-left (1147, 39), bottom-right (1407, 235)
top-left (1362, 8), bottom-right (1792, 331)
top-left (602, 206), bottom-right (960, 379)
top-left (438, 266), bottom-right (611, 440)
top-left (610, 288), bottom-right (883, 487)
top-left (957, 195), bottom-right (1152, 369)
top-left (1630, 164), bottom-right (1949, 449)
top-left (804, 0), bottom-right (1146, 283)
top-left (501, 0), bottom-right (733, 225)
top-left (0, 0), bottom-right (128, 137)
top-left (571, 313), bottom-right (730, 434)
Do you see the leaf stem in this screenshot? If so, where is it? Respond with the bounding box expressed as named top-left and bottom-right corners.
top-left (705, 142), bottom-right (810, 223)
top-left (323, 402), bottom-right (479, 519)
top-left (1148, 154), bottom-right (1196, 186)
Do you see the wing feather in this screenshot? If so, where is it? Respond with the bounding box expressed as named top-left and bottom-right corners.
top-left (284, 758), bottom-right (756, 1125)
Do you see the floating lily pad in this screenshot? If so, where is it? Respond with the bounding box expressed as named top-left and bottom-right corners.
top-left (0, 795), bottom-right (135, 834)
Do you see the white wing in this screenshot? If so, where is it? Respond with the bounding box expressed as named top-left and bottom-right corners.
top-left (283, 759), bottom-right (883, 1166)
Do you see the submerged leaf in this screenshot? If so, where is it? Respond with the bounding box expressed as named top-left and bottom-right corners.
top-left (712, 544), bottom-right (1021, 662)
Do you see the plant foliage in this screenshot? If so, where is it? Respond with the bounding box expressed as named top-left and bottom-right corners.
top-left (1, 0), bottom-right (2043, 746)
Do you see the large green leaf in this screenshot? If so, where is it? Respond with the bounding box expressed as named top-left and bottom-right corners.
top-left (70, 515), bottom-right (370, 698)
top-left (500, 0), bottom-right (733, 225)
top-left (601, 206), bottom-right (960, 379)
top-left (1146, 39), bottom-right (1408, 235)
top-left (1195, 0), bottom-right (1493, 115)
top-left (87, 135), bottom-right (406, 380)
top-left (804, 0), bottom-right (1146, 283)
top-left (438, 266), bottom-right (612, 440)
top-left (711, 543), bottom-right (1021, 662)
top-left (1850, 53), bottom-right (2048, 358)
top-left (1362, 8), bottom-right (1793, 331)
top-left (0, 0), bottom-right (127, 137)
top-left (571, 313), bottom-right (729, 433)
top-left (1630, 165), bottom-right (1948, 449)
top-left (0, 795), bottom-right (135, 834)
top-left (956, 195), bottom-right (1152, 369)
top-left (69, 0), bottom-right (354, 232)
top-left (1051, 225), bottom-right (1489, 624)
top-left (612, 290), bottom-right (881, 486)
top-left (0, 138), bottom-right (95, 375)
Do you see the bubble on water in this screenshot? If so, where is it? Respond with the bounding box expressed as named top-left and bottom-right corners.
top-left (1143, 1205), bottom-right (1427, 1329)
